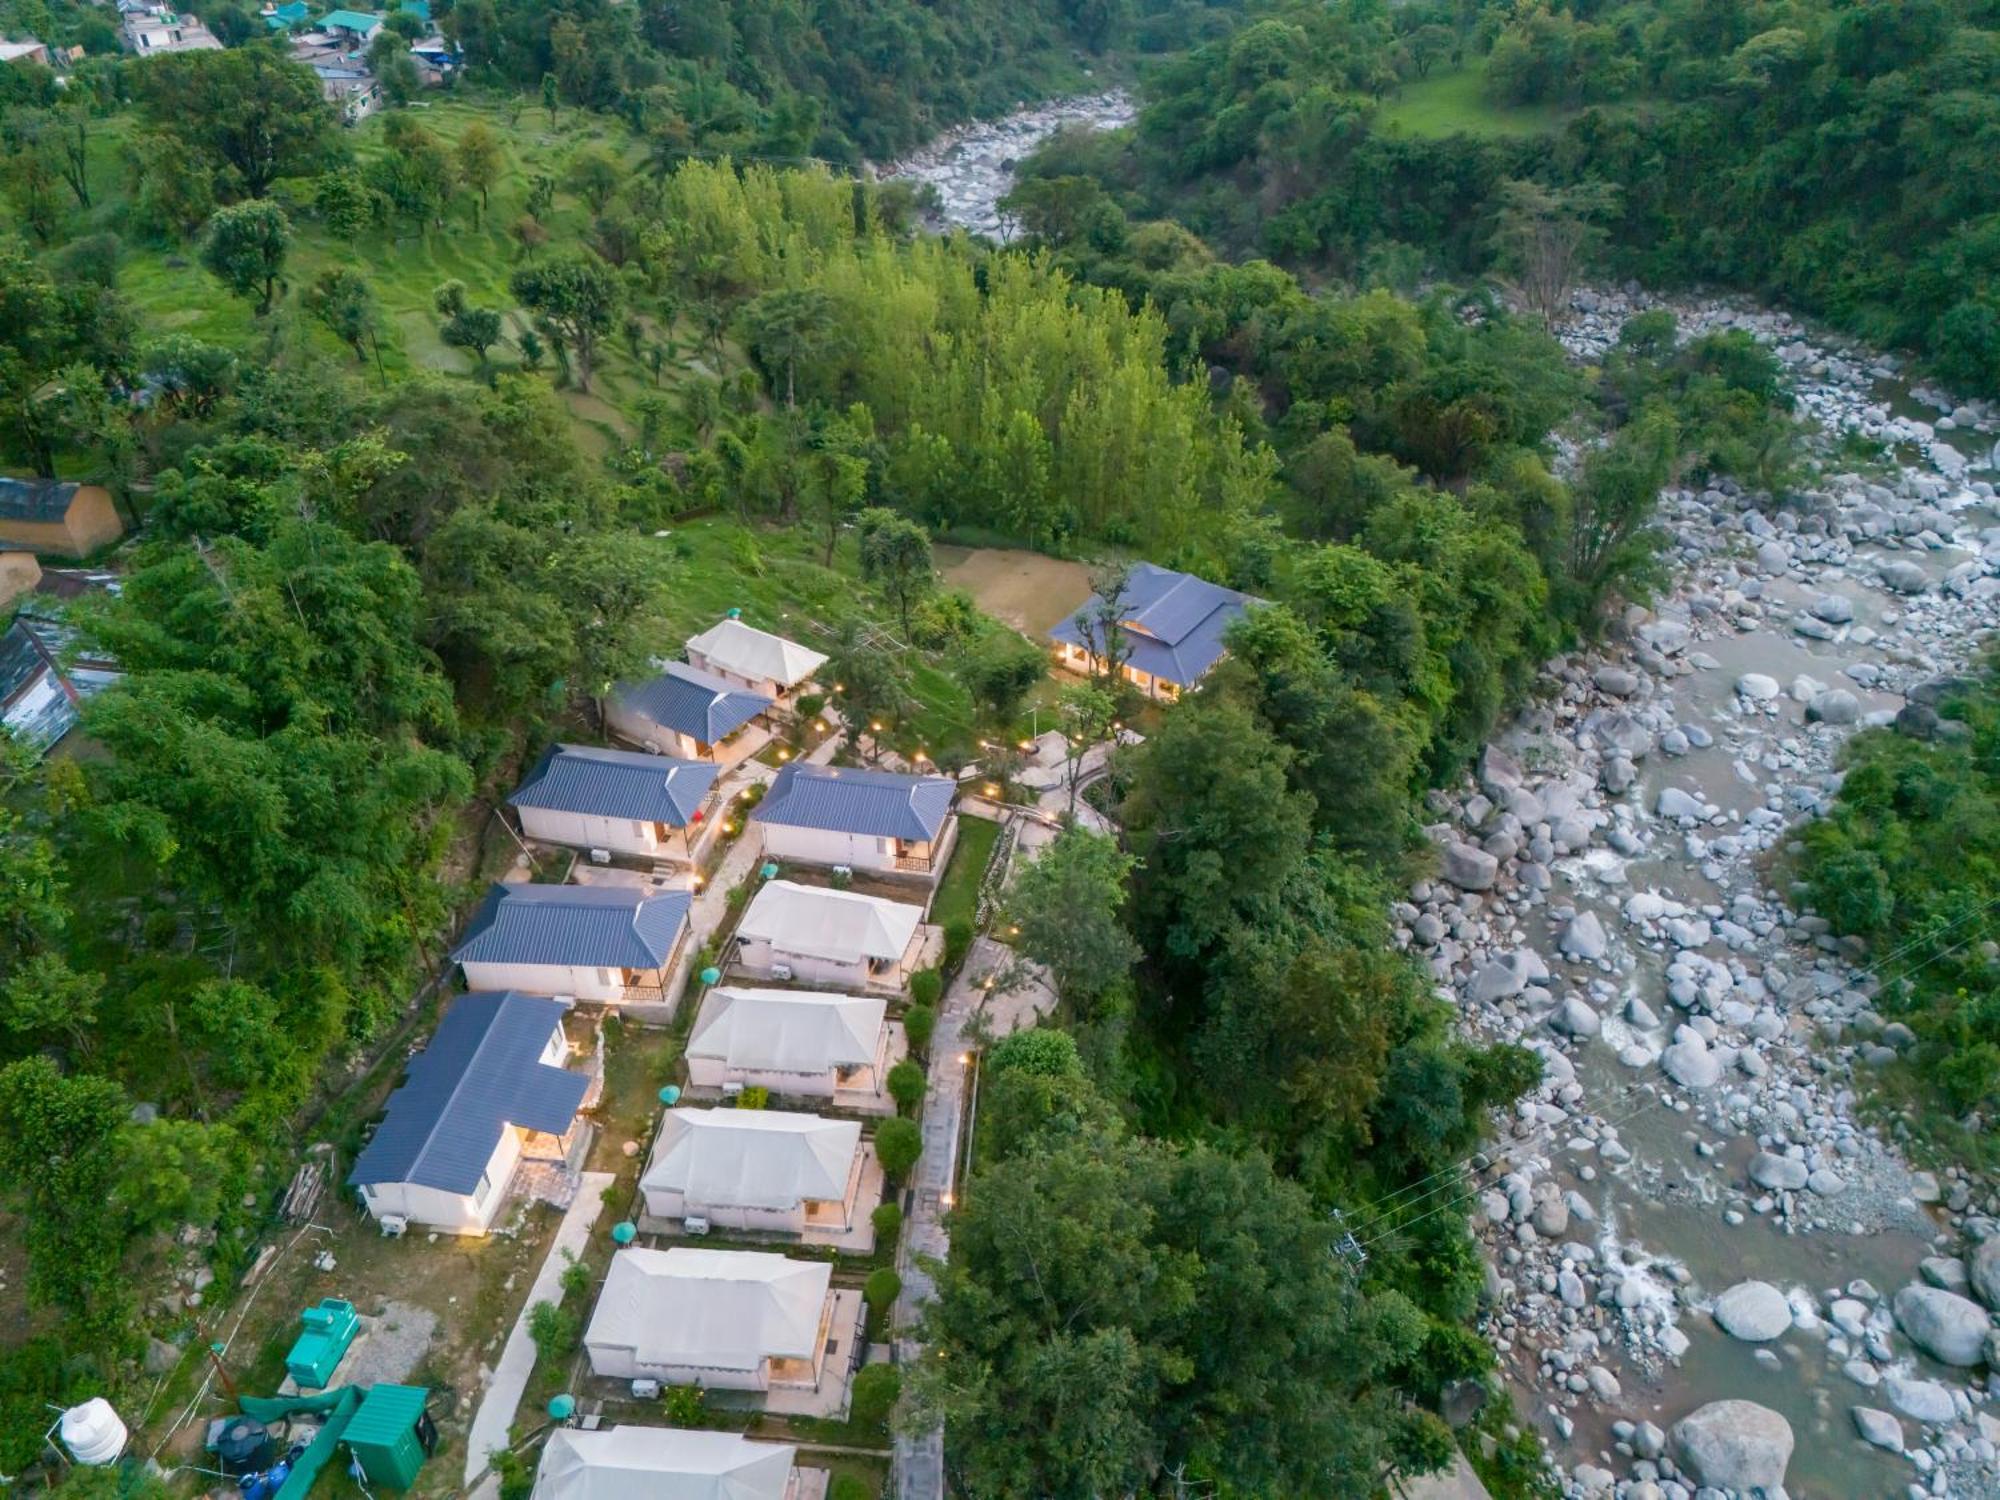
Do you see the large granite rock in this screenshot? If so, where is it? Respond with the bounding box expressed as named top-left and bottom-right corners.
top-left (1971, 1236), bottom-right (2000, 1311)
top-left (1713, 1281), bottom-right (1792, 1342)
top-left (1442, 842), bottom-right (1499, 891)
top-left (1892, 1283), bottom-right (1992, 1367)
top-left (1671, 1400), bottom-right (1793, 1494)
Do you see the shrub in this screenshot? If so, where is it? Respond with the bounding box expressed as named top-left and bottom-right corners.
top-left (908, 968), bottom-right (943, 1009)
top-left (663, 1384), bottom-right (707, 1426)
top-left (864, 1266), bottom-right (902, 1310)
top-left (850, 1363), bottom-right (901, 1433)
top-left (902, 1002), bottom-right (936, 1055)
top-left (527, 1299), bottom-right (579, 1365)
top-left (797, 693), bottom-right (826, 720)
top-left (870, 1201), bottom-right (903, 1241)
top-left (875, 1117), bottom-right (921, 1180)
top-left (942, 917), bottom-right (974, 972)
top-left (987, 1027), bottom-right (1083, 1079)
top-left (558, 1251), bottom-right (589, 1300)
top-left (735, 1085), bottom-right (769, 1109)
top-left (491, 1446), bottom-right (535, 1500)
top-left (886, 1059), bottom-right (926, 1113)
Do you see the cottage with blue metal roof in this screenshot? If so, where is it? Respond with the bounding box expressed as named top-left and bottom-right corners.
top-left (1049, 562), bottom-right (1261, 699)
top-left (752, 762), bottom-right (958, 882)
top-left (348, 991), bottom-right (591, 1235)
top-left (451, 883), bottom-right (693, 1005)
top-left (507, 744), bottom-right (721, 863)
top-left (607, 662), bottom-right (774, 768)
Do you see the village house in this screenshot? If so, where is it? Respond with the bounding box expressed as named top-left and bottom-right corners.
top-left (752, 762), bottom-right (958, 881)
top-left (732, 881), bottom-right (925, 993)
top-left (684, 987), bottom-right (894, 1106)
top-left (0, 36), bottom-right (51, 64)
top-left (347, 992), bottom-right (593, 1236)
top-left (118, 0), bottom-right (221, 54)
top-left (684, 617), bottom-right (828, 704)
top-left (533, 1427), bottom-right (811, 1500)
top-left (1049, 561), bottom-right (1261, 700)
top-left (0, 604), bottom-right (119, 758)
top-left (639, 1108), bottom-right (879, 1247)
top-left (584, 1247), bottom-right (863, 1413)
top-left (260, 1), bottom-right (311, 28)
top-left (0, 478), bottom-right (123, 558)
top-left (451, 883), bottom-right (692, 1004)
top-left (607, 663), bottom-right (773, 768)
top-left (506, 744), bottom-right (721, 864)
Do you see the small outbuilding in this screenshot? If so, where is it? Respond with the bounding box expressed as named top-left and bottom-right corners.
top-left (506, 743), bottom-right (720, 862)
top-left (451, 883), bottom-right (693, 1004)
top-left (0, 478), bottom-right (122, 558)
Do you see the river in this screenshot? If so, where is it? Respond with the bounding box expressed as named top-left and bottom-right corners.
top-left (891, 96), bottom-right (2000, 1500)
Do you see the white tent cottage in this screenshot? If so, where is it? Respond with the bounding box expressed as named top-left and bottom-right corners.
top-left (640, 1108), bottom-right (868, 1238)
top-left (532, 1427), bottom-right (804, 1500)
top-left (584, 1247), bottom-right (845, 1393)
top-left (732, 880), bottom-right (924, 992)
top-left (684, 618), bottom-right (827, 702)
top-left (684, 987), bottom-right (891, 1101)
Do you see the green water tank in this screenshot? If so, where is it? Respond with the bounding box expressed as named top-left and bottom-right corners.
top-left (344, 1385), bottom-right (431, 1490)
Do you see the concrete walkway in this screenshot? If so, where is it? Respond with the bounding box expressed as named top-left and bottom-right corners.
top-left (891, 937), bottom-right (1054, 1500)
top-left (463, 1169), bottom-right (615, 1496)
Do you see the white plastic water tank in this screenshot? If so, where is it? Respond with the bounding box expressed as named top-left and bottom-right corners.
top-left (60, 1398), bottom-right (128, 1466)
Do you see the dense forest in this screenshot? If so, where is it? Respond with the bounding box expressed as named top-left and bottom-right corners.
top-left (0, 4), bottom-right (1829, 1497)
top-left (1019, 0), bottom-right (2000, 395)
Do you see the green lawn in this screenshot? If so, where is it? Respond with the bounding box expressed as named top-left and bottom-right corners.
top-left (1373, 61), bottom-right (1577, 139)
top-left (932, 813), bottom-right (1002, 935)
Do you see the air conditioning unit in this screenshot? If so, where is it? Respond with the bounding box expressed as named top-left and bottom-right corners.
top-left (721, 1082), bottom-right (744, 1099)
top-left (630, 1379), bottom-right (661, 1400)
top-left (832, 864), bottom-right (852, 880)
top-left (770, 963), bottom-right (794, 982)
top-left (683, 1216), bottom-right (710, 1237)
top-left (553, 994), bottom-right (577, 1009)
top-left (378, 1215), bottom-right (408, 1238)
top-left (589, 848), bottom-right (611, 865)
top-left (641, 740), bottom-right (662, 755)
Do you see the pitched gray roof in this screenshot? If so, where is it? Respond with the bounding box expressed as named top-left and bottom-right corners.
top-left (1049, 563), bottom-right (1259, 688)
top-left (451, 883), bottom-right (691, 969)
top-left (0, 477), bottom-right (80, 524)
top-left (614, 663), bottom-right (770, 746)
top-left (348, 991), bottom-right (588, 1193)
top-left (507, 744), bottom-right (719, 828)
top-left (752, 763), bottom-right (954, 841)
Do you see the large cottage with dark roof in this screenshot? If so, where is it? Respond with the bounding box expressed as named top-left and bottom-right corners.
top-left (348, 991), bottom-right (591, 1235)
top-left (607, 662), bottom-right (773, 767)
top-left (506, 744), bottom-right (720, 862)
top-left (751, 762), bottom-right (957, 880)
top-left (451, 883), bottom-right (693, 1004)
top-left (1049, 562), bottom-right (1260, 700)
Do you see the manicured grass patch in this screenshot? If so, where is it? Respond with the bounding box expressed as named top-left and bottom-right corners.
top-left (1374, 62), bottom-right (1574, 139)
top-left (932, 813), bottom-right (1002, 936)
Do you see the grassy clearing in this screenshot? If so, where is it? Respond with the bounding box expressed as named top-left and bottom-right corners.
top-left (1373, 61), bottom-right (1574, 139)
top-left (932, 813), bottom-right (1002, 936)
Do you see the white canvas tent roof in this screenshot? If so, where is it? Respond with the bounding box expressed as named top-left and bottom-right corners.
top-left (642, 1108), bottom-right (860, 1213)
top-left (587, 1247), bottom-right (830, 1371)
top-left (736, 881), bottom-right (921, 965)
top-left (686, 619), bottom-right (827, 690)
top-left (687, 987), bottom-right (885, 1075)
top-left (533, 1427), bottom-right (795, 1500)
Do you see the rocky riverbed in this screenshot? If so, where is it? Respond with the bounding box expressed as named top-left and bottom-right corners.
top-left (1398, 289), bottom-right (2000, 1500)
top-left (879, 91), bottom-right (1133, 239)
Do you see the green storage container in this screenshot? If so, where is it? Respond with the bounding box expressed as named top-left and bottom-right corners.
top-left (343, 1384), bottom-right (431, 1490)
top-left (284, 1299), bottom-right (359, 1390)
